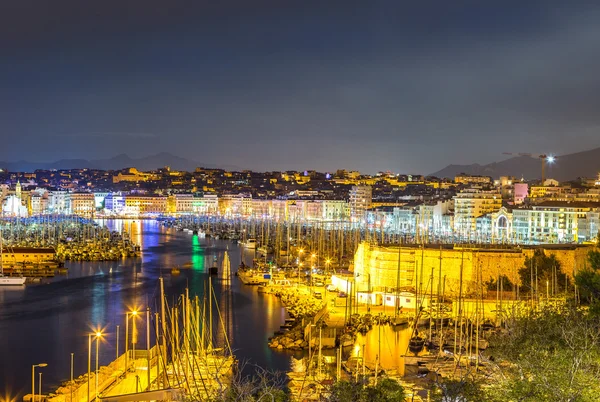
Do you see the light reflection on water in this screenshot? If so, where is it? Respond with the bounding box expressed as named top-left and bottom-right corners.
top-left (0, 220), bottom-right (291, 396)
top-left (353, 325), bottom-right (412, 376)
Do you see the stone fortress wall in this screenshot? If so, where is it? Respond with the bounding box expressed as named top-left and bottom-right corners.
top-left (353, 242), bottom-right (593, 298)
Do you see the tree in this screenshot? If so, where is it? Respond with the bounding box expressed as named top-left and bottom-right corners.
top-left (518, 249), bottom-right (564, 293)
top-left (485, 274), bottom-right (514, 291)
top-left (484, 307), bottom-right (600, 401)
top-left (326, 378), bottom-right (406, 402)
top-left (575, 250), bottom-right (600, 310)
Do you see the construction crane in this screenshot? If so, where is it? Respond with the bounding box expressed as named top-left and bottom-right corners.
top-left (502, 152), bottom-right (556, 184)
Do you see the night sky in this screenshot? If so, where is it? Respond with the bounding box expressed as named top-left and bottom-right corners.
top-left (2, 1), bottom-right (600, 173)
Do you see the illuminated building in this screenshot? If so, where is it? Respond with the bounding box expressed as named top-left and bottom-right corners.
top-left (48, 191), bottom-right (69, 214)
top-left (112, 167), bottom-right (152, 183)
top-left (195, 194), bottom-right (218, 215)
top-left (453, 189), bottom-right (502, 234)
top-left (513, 183), bottom-right (529, 205)
top-left (321, 200), bottom-right (347, 221)
top-left (512, 201), bottom-right (599, 243)
top-left (349, 185), bottom-right (372, 222)
top-left (454, 174), bottom-right (492, 185)
top-left (2, 195), bottom-right (28, 217)
top-left (104, 193), bottom-right (125, 214)
top-left (124, 194), bottom-right (167, 215)
top-left (68, 192), bottom-right (96, 218)
top-left (167, 194), bottom-right (195, 214)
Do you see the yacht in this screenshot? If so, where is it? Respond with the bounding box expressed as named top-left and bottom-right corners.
top-left (243, 239), bottom-right (257, 249)
top-left (0, 275), bottom-right (26, 286)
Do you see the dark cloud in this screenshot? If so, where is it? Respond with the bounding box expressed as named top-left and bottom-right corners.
top-left (1, 1), bottom-right (600, 173)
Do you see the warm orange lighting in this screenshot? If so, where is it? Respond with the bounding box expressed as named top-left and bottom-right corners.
top-left (131, 310), bottom-right (138, 316)
top-left (95, 331), bottom-right (102, 338)
top-left (298, 248), bottom-right (304, 254)
top-left (311, 253), bottom-right (316, 259)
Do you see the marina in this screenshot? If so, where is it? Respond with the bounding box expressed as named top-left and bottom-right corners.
top-left (0, 220), bottom-right (292, 398)
top-left (0, 217), bottom-right (581, 401)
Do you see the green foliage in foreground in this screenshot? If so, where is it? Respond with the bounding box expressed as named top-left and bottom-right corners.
top-left (327, 379), bottom-right (406, 402)
top-left (482, 307), bottom-right (600, 402)
top-left (575, 250), bottom-right (600, 311)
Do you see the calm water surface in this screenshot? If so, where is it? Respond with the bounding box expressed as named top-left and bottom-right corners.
top-left (0, 220), bottom-right (292, 396)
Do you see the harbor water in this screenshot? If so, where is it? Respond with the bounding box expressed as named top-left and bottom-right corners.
top-left (0, 220), bottom-right (293, 396)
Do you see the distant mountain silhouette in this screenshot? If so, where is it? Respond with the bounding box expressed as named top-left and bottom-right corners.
top-left (430, 147), bottom-right (600, 181)
top-left (0, 153), bottom-right (241, 173)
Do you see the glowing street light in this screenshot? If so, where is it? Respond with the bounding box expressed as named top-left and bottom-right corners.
top-left (546, 155), bottom-right (555, 164)
top-left (88, 331), bottom-right (102, 402)
top-left (125, 310), bottom-right (138, 373)
top-left (32, 363), bottom-right (47, 402)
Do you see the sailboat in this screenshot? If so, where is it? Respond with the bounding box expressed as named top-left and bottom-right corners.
top-left (0, 228), bottom-right (26, 286)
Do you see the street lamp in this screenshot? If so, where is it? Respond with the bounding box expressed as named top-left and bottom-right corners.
top-left (32, 363), bottom-right (47, 402)
top-left (125, 310), bottom-right (138, 373)
top-left (88, 331), bottom-right (102, 402)
top-left (95, 331), bottom-right (102, 399)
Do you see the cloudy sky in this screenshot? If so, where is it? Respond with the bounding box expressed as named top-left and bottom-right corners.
top-left (1, 1), bottom-right (600, 173)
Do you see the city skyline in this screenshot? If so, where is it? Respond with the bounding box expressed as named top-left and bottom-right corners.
top-left (3, 2), bottom-right (600, 173)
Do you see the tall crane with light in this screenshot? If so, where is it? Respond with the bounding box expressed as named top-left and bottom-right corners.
top-left (502, 152), bottom-right (556, 184)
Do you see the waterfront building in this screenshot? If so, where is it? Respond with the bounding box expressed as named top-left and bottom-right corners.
top-left (270, 199), bottom-right (288, 221)
top-left (475, 206), bottom-right (514, 242)
top-left (321, 200), bottom-right (347, 221)
top-left (512, 201), bottom-right (600, 243)
top-left (194, 194), bottom-right (219, 215)
top-left (417, 200), bottom-right (453, 239)
top-left (28, 192), bottom-right (49, 215)
top-left (124, 194), bottom-right (167, 215)
top-left (251, 199), bottom-right (270, 218)
top-left (104, 193), bottom-right (126, 215)
top-left (167, 194), bottom-right (195, 214)
top-left (48, 190), bottom-right (70, 214)
top-left (68, 192), bottom-right (96, 218)
top-left (453, 189), bottom-right (502, 235)
top-left (349, 185), bottom-right (372, 223)
top-left (93, 192), bottom-right (110, 209)
top-left (2, 195), bottom-right (28, 217)
top-left (219, 193), bottom-right (252, 216)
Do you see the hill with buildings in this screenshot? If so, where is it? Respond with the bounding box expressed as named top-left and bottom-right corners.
top-left (431, 147), bottom-right (600, 181)
top-left (0, 153), bottom-right (240, 173)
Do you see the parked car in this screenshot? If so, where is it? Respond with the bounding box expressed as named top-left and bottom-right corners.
top-left (326, 284), bottom-right (337, 292)
top-left (337, 291), bottom-right (348, 298)
top-left (313, 291), bottom-right (323, 299)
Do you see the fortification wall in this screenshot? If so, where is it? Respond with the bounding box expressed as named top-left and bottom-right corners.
top-left (353, 242), bottom-right (595, 298)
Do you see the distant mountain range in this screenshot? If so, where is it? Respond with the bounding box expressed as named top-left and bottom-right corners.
top-left (430, 147), bottom-right (600, 181)
top-left (0, 152), bottom-right (241, 173)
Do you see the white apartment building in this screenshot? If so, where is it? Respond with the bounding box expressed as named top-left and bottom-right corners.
top-left (453, 190), bottom-right (502, 234)
top-left (349, 185), bottom-right (372, 222)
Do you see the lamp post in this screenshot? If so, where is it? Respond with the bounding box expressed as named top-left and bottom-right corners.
top-left (95, 331), bottom-right (101, 400)
top-left (32, 363), bottom-right (47, 402)
top-left (70, 353), bottom-right (74, 402)
top-left (39, 372), bottom-right (42, 398)
top-left (126, 310), bottom-right (138, 373)
top-left (88, 331), bottom-right (102, 402)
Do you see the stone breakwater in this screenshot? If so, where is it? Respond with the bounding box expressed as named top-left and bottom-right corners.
top-left (268, 288), bottom-right (325, 351)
